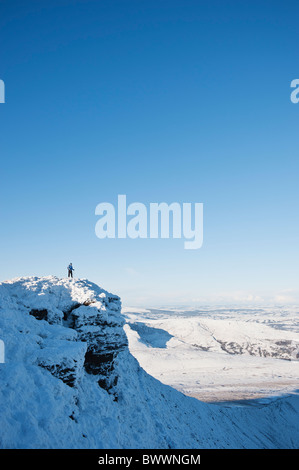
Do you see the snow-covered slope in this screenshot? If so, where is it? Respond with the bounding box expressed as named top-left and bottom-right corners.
top-left (124, 307), bottom-right (299, 403)
top-left (0, 277), bottom-right (298, 449)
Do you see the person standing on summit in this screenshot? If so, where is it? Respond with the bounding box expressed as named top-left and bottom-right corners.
top-left (67, 263), bottom-right (74, 278)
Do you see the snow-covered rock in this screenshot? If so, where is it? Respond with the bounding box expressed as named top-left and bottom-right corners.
top-left (0, 276), bottom-right (126, 394)
top-left (0, 276), bottom-right (298, 449)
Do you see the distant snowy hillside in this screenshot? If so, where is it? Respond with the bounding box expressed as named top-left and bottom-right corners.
top-left (0, 277), bottom-right (298, 449)
top-left (124, 307), bottom-right (299, 402)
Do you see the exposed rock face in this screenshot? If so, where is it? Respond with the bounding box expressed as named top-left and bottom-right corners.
top-left (3, 277), bottom-right (128, 394)
top-left (30, 308), bottom-right (48, 321)
top-left (64, 301), bottom-right (128, 392)
top-left (35, 340), bottom-right (87, 387)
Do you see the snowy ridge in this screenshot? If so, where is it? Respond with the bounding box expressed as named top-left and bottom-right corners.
top-left (0, 277), bottom-right (298, 448)
top-left (124, 307), bottom-right (299, 403)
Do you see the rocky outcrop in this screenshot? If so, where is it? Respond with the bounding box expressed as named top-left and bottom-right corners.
top-left (64, 301), bottom-right (128, 392)
top-left (8, 277), bottom-right (128, 395)
top-left (35, 340), bottom-right (87, 387)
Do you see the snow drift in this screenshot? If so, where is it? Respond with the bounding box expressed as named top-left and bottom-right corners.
top-left (0, 276), bottom-right (298, 449)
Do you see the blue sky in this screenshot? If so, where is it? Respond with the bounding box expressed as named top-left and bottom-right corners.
top-left (0, 0), bottom-right (298, 306)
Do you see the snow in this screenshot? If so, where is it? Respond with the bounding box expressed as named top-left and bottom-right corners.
top-left (123, 306), bottom-right (299, 402)
top-left (0, 277), bottom-right (298, 449)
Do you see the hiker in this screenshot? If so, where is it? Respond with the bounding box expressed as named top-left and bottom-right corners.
top-left (67, 263), bottom-right (75, 278)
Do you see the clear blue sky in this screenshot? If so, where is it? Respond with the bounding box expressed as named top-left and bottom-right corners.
top-left (0, 0), bottom-right (298, 306)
